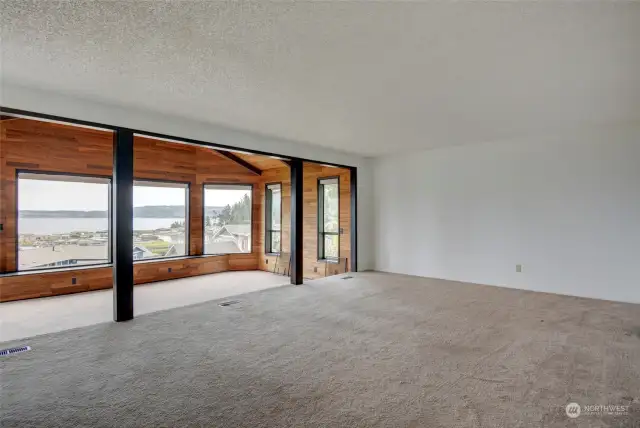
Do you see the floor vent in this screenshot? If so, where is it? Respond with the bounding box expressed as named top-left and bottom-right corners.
top-left (342, 276), bottom-right (354, 280)
top-left (219, 300), bottom-right (240, 307)
top-left (0, 345), bottom-right (31, 357)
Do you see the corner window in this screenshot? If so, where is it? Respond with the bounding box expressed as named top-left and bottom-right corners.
top-left (265, 183), bottom-right (281, 254)
top-left (318, 177), bottom-right (339, 260)
top-left (204, 184), bottom-right (252, 254)
top-left (17, 172), bottom-right (111, 271)
top-left (133, 180), bottom-right (188, 260)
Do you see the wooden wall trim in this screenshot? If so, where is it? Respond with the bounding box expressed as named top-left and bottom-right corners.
top-left (0, 254), bottom-right (256, 302)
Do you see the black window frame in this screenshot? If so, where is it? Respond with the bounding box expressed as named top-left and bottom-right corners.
top-left (15, 170), bottom-right (113, 272)
top-left (202, 183), bottom-right (254, 255)
top-left (264, 182), bottom-right (282, 255)
top-left (317, 176), bottom-right (340, 261)
top-left (132, 178), bottom-right (190, 262)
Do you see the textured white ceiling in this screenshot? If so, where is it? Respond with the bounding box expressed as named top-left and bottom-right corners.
top-left (2, 1), bottom-right (639, 156)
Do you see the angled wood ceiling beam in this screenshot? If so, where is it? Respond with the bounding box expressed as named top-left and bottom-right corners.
top-left (214, 150), bottom-right (262, 175)
top-left (0, 115), bottom-right (19, 122)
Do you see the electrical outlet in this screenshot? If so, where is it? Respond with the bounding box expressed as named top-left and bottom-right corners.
top-left (168, 267), bottom-right (172, 273)
top-left (71, 277), bottom-right (77, 285)
top-left (265, 259), bottom-right (268, 264)
top-left (516, 264), bottom-right (522, 273)
top-left (314, 266), bottom-right (318, 273)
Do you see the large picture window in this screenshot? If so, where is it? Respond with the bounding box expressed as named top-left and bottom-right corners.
top-left (133, 180), bottom-right (188, 261)
top-left (318, 177), bottom-right (340, 260)
top-left (204, 184), bottom-right (252, 254)
top-left (17, 172), bottom-right (111, 271)
top-left (265, 183), bottom-right (282, 254)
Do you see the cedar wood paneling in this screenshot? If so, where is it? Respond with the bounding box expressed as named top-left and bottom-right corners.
top-left (0, 119), bottom-right (260, 301)
top-left (0, 119), bottom-right (352, 302)
top-left (256, 162), bottom-right (350, 279)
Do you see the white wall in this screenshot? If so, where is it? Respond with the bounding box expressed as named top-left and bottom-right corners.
top-left (374, 126), bottom-right (640, 303)
top-left (0, 84), bottom-right (375, 271)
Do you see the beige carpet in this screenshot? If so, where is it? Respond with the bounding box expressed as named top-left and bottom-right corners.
top-left (0, 270), bottom-right (289, 342)
top-left (1, 272), bottom-right (638, 427)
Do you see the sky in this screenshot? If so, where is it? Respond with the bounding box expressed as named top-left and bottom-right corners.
top-left (18, 179), bottom-right (250, 211)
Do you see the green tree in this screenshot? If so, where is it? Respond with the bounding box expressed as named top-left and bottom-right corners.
top-left (229, 194), bottom-right (251, 224)
top-left (217, 195), bottom-right (251, 226)
top-left (218, 205), bottom-right (232, 225)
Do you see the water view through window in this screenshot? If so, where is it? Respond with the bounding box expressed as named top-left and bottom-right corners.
top-left (17, 173), bottom-right (111, 271)
top-left (17, 174), bottom-right (189, 271)
top-left (133, 181), bottom-right (188, 260)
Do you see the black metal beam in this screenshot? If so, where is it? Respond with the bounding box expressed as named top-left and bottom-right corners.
top-left (112, 129), bottom-right (134, 322)
top-left (290, 158), bottom-right (304, 285)
top-left (214, 150), bottom-right (262, 175)
top-left (350, 167), bottom-right (358, 273)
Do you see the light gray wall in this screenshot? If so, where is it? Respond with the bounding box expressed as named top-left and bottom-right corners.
top-left (0, 84), bottom-right (375, 272)
top-left (374, 126), bottom-right (640, 303)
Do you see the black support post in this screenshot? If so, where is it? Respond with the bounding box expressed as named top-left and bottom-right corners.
top-left (290, 158), bottom-right (304, 285)
top-left (112, 129), bottom-right (134, 321)
top-left (350, 167), bottom-right (358, 273)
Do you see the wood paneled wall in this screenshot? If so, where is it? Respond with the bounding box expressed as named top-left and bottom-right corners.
top-left (134, 136), bottom-right (261, 257)
top-left (0, 256), bottom-right (238, 302)
top-left (302, 162), bottom-right (351, 279)
top-left (0, 119), bottom-right (114, 273)
top-left (257, 166), bottom-right (292, 271)
top-left (0, 118), bottom-right (354, 302)
top-left (256, 163), bottom-right (351, 279)
top-left (0, 119), bottom-right (261, 302)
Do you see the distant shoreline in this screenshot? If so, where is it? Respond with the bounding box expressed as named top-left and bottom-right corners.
top-left (20, 205), bottom-right (224, 219)
top-left (19, 214), bottom-right (185, 219)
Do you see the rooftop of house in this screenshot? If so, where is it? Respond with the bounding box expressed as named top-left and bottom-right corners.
top-left (205, 239), bottom-right (243, 255)
top-left (18, 244), bottom-right (165, 269)
top-left (217, 224), bottom-right (251, 237)
top-left (19, 245), bottom-right (109, 269)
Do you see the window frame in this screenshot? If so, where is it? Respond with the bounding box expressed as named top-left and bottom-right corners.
top-left (202, 183), bottom-right (254, 256)
top-left (317, 176), bottom-right (340, 261)
top-left (132, 178), bottom-right (190, 262)
top-left (264, 182), bottom-right (282, 255)
top-left (15, 170), bottom-right (113, 273)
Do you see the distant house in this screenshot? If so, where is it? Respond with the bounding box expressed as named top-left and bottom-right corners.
top-left (19, 245), bottom-right (108, 270)
top-left (20, 244), bottom-right (157, 269)
top-left (209, 224), bottom-right (251, 253)
top-left (163, 244), bottom-right (186, 257)
top-left (132, 245), bottom-right (155, 260)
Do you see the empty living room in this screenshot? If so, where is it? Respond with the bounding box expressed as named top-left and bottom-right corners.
top-left (1, 1), bottom-right (638, 427)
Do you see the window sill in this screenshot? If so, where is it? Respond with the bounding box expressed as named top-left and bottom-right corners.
top-left (0, 263), bottom-right (112, 277)
top-left (265, 252), bottom-right (281, 257)
top-left (1, 254), bottom-right (257, 277)
top-left (202, 252), bottom-right (253, 257)
top-left (134, 255), bottom-right (194, 265)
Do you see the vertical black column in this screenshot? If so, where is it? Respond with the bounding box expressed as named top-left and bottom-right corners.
top-left (350, 167), bottom-right (358, 273)
top-left (290, 158), bottom-right (303, 285)
top-left (113, 129), bottom-right (134, 321)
